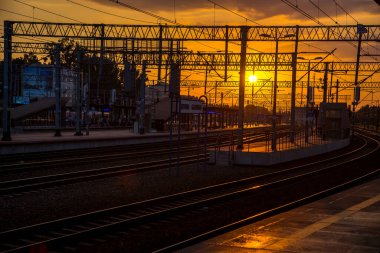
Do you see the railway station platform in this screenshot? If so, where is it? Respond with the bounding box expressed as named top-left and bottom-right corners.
top-left (0, 128), bottom-right (205, 155)
top-left (210, 135), bottom-right (350, 166)
top-left (180, 176), bottom-right (380, 253)
top-left (0, 127), bottom-right (350, 161)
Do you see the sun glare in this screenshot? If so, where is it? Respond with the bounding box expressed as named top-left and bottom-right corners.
top-left (249, 75), bottom-right (258, 83)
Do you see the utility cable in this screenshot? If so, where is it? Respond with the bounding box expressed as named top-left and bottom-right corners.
top-left (14, 0), bottom-right (84, 23)
top-left (333, 0), bottom-right (359, 24)
top-left (108, 0), bottom-right (234, 52)
top-left (0, 8), bottom-right (54, 43)
top-left (0, 8), bottom-right (48, 22)
top-left (109, 0), bottom-right (175, 24)
top-left (308, 0), bottom-right (338, 24)
top-left (281, 0), bottom-right (323, 26)
top-left (281, 0), bottom-right (377, 63)
top-left (206, 0), bottom-right (262, 26)
top-left (66, 0), bottom-right (156, 24)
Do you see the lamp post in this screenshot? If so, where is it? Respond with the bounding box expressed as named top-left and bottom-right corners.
top-left (260, 33), bottom-right (294, 151)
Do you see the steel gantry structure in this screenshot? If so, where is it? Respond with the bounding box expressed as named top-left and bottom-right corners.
top-left (5, 22), bottom-right (380, 40)
top-left (2, 21), bottom-right (380, 143)
top-left (2, 41), bottom-right (380, 72)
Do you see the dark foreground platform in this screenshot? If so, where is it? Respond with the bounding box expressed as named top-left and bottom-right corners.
top-left (181, 176), bottom-right (380, 252)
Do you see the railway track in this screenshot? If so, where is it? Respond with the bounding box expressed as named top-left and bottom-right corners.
top-left (0, 154), bottom-right (208, 195)
top-left (0, 127), bottom-right (272, 166)
top-left (0, 131), bottom-right (271, 195)
top-left (0, 131), bottom-right (378, 252)
top-left (0, 128), bottom-right (269, 172)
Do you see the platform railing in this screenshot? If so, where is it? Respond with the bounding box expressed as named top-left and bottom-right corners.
top-left (265, 127), bottom-right (349, 152)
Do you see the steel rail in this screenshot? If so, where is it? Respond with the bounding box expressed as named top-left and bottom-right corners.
top-left (0, 133), bottom-right (270, 194)
top-left (0, 133), bottom-right (377, 252)
top-left (0, 129), bottom-right (267, 172)
top-left (0, 154), bottom-right (208, 195)
top-left (156, 130), bottom-right (380, 252)
top-left (0, 128), bottom-right (250, 164)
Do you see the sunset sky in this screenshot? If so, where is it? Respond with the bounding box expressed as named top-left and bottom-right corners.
top-left (1, 0), bottom-right (380, 107)
top-left (2, 0), bottom-right (379, 26)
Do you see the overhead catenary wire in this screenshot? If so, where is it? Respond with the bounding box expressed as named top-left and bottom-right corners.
top-left (308, 0), bottom-right (338, 25)
top-left (206, 0), bottom-right (331, 57)
top-left (0, 8), bottom-right (48, 22)
top-left (206, 0), bottom-right (262, 26)
top-left (332, 0), bottom-right (378, 54)
top-left (283, 1), bottom-right (370, 63)
top-left (282, 0), bottom-right (377, 62)
top-left (281, 0), bottom-right (324, 26)
top-left (333, 0), bottom-right (359, 24)
top-left (204, 0), bottom-right (282, 83)
top-left (331, 0), bottom-right (378, 53)
top-left (204, 0), bottom-right (332, 83)
top-left (14, 0), bottom-right (84, 23)
top-left (108, 0), bottom-right (229, 52)
top-left (66, 0), bottom-right (157, 25)
top-left (109, 0), bottom-right (175, 24)
top-left (0, 8), bottom-right (54, 43)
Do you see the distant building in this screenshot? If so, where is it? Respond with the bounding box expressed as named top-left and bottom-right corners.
top-left (14, 64), bottom-right (75, 105)
top-left (318, 103), bottom-right (350, 139)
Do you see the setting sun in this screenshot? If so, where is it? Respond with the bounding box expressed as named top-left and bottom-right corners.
top-left (249, 75), bottom-right (258, 83)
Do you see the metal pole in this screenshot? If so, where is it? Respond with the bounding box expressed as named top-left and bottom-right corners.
top-left (352, 25), bottom-right (365, 136)
top-left (85, 64), bottom-right (90, 136)
top-left (157, 25), bottom-right (163, 84)
top-left (204, 65), bottom-right (208, 96)
top-left (83, 70), bottom-right (91, 136)
top-left (224, 25), bottom-right (229, 82)
top-left (199, 95), bottom-right (208, 169)
top-left (321, 62), bottom-right (329, 138)
top-left (139, 61), bottom-right (147, 134)
top-left (197, 113), bottom-right (200, 169)
top-left (169, 93), bottom-right (173, 175)
top-left (336, 79), bottom-right (339, 103)
top-left (272, 38), bottom-right (279, 151)
top-left (2, 21), bottom-right (12, 141)
top-left (214, 82), bottom-right (217, 104)
top-left (74, 50), bottom-right (83, 136)
top-left (176, 96), bottom-right (181, 175)
top-left (96, 24), bottom-right (105, 105)
top-left (54, 44), bottom-right (62, 137)
top-left (354, 30), bottom-right (363, 88)
top-left (221, 92), bottom-right (224, 128)
top-left (323, 62), bottom-right (329, 104)
top-left (329, 62), bottom-right (334, 102)
top-left (305, 60), bottom-right (310, 143)
top-left (237, 26), bottom-right (249, 150)
top-left (165, 40), bottom-right (173, 93)
top-left (290, 26), bottom-right (299, 143)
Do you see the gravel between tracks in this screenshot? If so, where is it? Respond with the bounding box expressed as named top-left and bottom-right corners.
top-left (0, 136), bottom-right (362, 232)
top-left (0, 162), bottom-right (274, 232)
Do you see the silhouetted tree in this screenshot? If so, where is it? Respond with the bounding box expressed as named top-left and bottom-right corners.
top-left (44, 38), bottom-right (122, 101)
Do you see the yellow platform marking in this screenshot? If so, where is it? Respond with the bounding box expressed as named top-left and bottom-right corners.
top-left (269, 194), bottom-right (380, 251)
